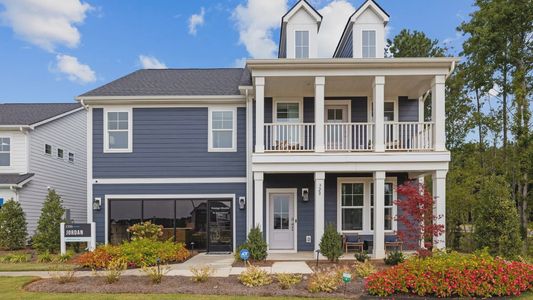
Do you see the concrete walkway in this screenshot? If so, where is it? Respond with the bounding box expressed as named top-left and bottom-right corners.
top-left (0, 253), bottom-right (313, 278)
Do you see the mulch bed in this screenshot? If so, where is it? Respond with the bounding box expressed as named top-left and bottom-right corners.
top-left (231, 260), bottom-right (274, 267)
top-left (306, 260), bottom-right (389, 272)
top-left (25, 275), bottom-right (365, 298)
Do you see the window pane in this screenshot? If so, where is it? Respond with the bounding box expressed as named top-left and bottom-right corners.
top-left (385, 208), bottom-right (393, 230)
top-left (213, 131), bottom-right (232, 148)
top-left (45, 144), bottom-right (52, 154)
top-left (295, 31), bottom-right (309, 59)
top-left (385, 183), bottom-right (393, 206)
top-left (57, 149), bottom-right (63, 158)
top-left (108, 112), bottom-right (118, 121)
top-left (277, 103), bottom-right (299, 122)
top-left (143, 200), bottom-right (174, 240)
top-left (0, 153), bottom-right (9, 166)
top-left (109, 200), bottom-right (142, 245)
top-left (176, 200), bottom-right (207, 251)
top-left (212, 111), bottom-right (232, 130)
top-left (118, 112), bottom-right (128, 121)
top-left (118, 120), bottom-right (128, 130)
top-left (0, 138), bottom-right (9, 151)
top-left (353, 194), bottom-right (364, 206)
top-left (342, 208), bottom-right (362, 230)
top-left (109, 131), bottom-right (128, 149)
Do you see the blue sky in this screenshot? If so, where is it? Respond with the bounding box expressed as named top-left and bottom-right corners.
top-left (0, 0), bottom-right (475, 103)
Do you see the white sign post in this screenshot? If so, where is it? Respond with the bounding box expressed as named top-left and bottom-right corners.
top-left (60, 222), bottom-right (96, 255)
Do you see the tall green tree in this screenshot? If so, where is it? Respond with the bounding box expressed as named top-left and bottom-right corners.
top-left (0, 199), bottom-right (27, 250)
top-left (32, 189), bottom-right (65, 253)
top-left (387, 29), bottom-right (447, 58)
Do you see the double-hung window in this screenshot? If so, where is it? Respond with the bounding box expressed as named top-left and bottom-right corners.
top-left (275, 101), bottom-right (301, 147)
top-left (295, 31), bottom-right (309, 58)
top-left (340, 182), bottom-right (364, 231)
top-left (370, 182), bottom-right (394, 231)
top-left (362, 30), bottom-right (376, 58)
top-left (104, 108), bottom-right (132, 152)
top-left (208, 108), bottom-right (236, 152)
top-left (0, 137), bottom-right (10, 166)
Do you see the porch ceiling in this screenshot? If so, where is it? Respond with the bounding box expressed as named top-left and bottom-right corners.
top-left (264, 75), bottom-right (434, 99)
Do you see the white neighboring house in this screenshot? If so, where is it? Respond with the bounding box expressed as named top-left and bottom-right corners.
top-left (0, 103), bottom-right (86, 236)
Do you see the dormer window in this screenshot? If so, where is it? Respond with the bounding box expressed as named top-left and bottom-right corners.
top-left (362, 30), bottom-right (376, 58)
top-left (295, 31), bottom-right (309, 58)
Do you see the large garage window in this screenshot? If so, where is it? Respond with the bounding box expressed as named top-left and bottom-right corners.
top-left (109, 200), bottom-right (142, 245)
top-left (143, 200), bottom-right (175, 241)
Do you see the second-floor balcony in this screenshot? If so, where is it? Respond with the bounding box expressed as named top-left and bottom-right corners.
top-left (263, 121), bottom-right (434, 152)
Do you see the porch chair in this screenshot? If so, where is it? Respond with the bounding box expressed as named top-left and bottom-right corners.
top-left (384, 233), bottom-right (403, 252)
top-left (342, 233), bottom-right (364, 253)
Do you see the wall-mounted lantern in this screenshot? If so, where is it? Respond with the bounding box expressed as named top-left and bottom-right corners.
top-left (238, 196), bottom-right (246, 209)
top-left (93, 197), bottom-right (102, 211)
top-left (302, 188), bottom-right (309, 202)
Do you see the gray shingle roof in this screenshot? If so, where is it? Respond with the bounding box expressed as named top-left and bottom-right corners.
top-left (79, 68), bottom-right (252, 97)
top-left (0, 103), bottom-right (81, 126)
top-left (0, 173), bottom-right (34, 185)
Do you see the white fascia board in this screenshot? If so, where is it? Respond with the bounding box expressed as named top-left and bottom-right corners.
top-left (351, 1), bottom-right (390, 24)
top-left (93, 177), bottom-right (247, 185)
top-left (282, 1), bottom-right (322, 24)
top-left (251, 161), bottom-right (450, 173)
top-left (252, 151), bottom-right (451, 164)
top-left (76, 95), bottom-right (246, 105)
top-left (0, 125), bottom-right (31, 131)
top-left (29, 107), bottom-right (85, 129)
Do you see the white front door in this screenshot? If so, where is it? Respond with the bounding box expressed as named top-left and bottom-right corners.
top-left (269, 192), bottom-right (295, 250)
top-left (325, 105), bottom-right (349, 150)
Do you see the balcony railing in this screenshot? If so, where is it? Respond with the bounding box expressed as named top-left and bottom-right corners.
top-left (385, 122), bottom-right (434, 151)
top-left (263, 122), bottom-right (434, 152)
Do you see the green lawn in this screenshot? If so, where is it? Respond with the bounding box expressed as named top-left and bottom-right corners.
top-left (0, 263), bottom-right (77, 272)
top-left (0, 277), bottom-right (337, 300)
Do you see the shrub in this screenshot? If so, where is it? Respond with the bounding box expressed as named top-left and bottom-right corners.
top-left (319, 224), bottom-right (342, 262)
top-left (354, 251), bottom-right (369, 262)
top-left (366, 250), bottom-right (533, 297)
top-left (104, 258), bottom-right (127, 284)
top-left (37, 251), bottom-right (53, 263)
top-left (473, 175), bottom-right (522, 259)
top-left (0, 253), bottom-right (29, 263)
top-left (127, 221), bottom-right (163, 241)
top-left (353, 261), bottom-right (376, 278)
top-left (142, 264), bottom-right (170, 284)
top-left (32, 189), bottom-right (65, 253)
top-left (0, 199), bottom-right (27, 250)
top-left (75, 244), bottom-right (120, 269)
top-left (307, 270), bottom-right (340, 293)
top-left (190, 265), bottom-right (215, 283)
top-left (384, 251), bottom-right (404, 265)
top-left (247, 226), bottom-right (268, 261)
top-left (276, 273), bottom-right (302, 289)
top-left (50, 268), bottom-right (77, 284)
top-left (54, 250), bottom-right (74, 263)
top-left (239, 265), bottom-right (272, 287)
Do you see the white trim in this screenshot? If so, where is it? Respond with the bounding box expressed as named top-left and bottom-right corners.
top-left (336, 177), bottom-right (397, 235)
top-left (0, 137), bottom-right (11, 167)
top-left (87, 107), bottom-right (93, 223)
top-left (245, 94), bottom-right (254, 234)
top-left (104, 193), bottom-right (236, 252)
top-left (282, 1), bottom-right (322, 24)
top-left (265, 188), bottom-right (298, 253)
top-left (103, 107), bottom-right (133, 153)
top-left (93, 177), bottom-right (247, 184)
top-left (208, 106), bottom-right (237, 152)
top-left (29, 107), bottom-right (85, 129)
top-left (351, 0), bottom-right (390, 23)
top-left (91, 104), bottom-right (246, 109)
top-left (324, 100), bottom-right (352, 122)
top-left (77, 95), bottom-right (246, 104)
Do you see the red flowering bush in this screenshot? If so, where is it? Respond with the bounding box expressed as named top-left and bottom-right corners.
top-left (366, 251), bottom-right (533, 297)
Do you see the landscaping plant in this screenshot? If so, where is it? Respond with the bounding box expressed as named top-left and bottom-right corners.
top-left (354, 251), bottom-right (369, 262)
top-left (32, 189), bottom-right (65, 253)
top-left (54, 250), bottom-right (74, 263)
top-left (0, 199), bottom-right (28, 250)
top-left (142, 264), bottom-right (170, 284)
top-left (127, 221), bottom-right (164, 241)
top-left (104, 258), bottom-right (127, 284)
top-left (353, 261), bottom-right (376, 278)
top-left (384, 251), bottom-right (404, 265)
top-left (37, 251), bottom-right (53, 263)
top-left (307, 270), bottom-right (340, 293)
top-left (0, 253), bottom-right (29, 263)
top-left (319, 224), bottom-right (343, 262)
top-left (275, 273), bottom-right (302, 290)
top-left (190, 265), bottom-right (215, 283)
top-left (366, 250), bottom-right (533, 297)
top-left (238, 265), bottom-right (272, 287)
top-left (236, 226), bottom-right (267, 261)
top-left (50, 268), bottom-right (77, 284)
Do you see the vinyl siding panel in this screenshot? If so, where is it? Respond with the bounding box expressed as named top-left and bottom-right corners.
top-left (334, 24), bottom-right (353, 58)
top-left (19, 110), bottom-right (87, 235)
top-left (93, 107), bottom-right (246, 178)
top-left (0, 130), bottom-right (27, 174)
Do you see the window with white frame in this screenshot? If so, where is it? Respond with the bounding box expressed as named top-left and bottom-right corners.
top-left (208, 108), bottom-right (236, 152)
top-left (370, 182), bottom-right (394, 231)
top-left (0, 138), bottom-right (10, 166)
top-left (44, 144), bottom-right (52, 155)
top-left (276, 102), bottom-right (300, 123)
top-left (57, 148), bottom-right (64, 159)
top-left (104, 109), bottom-right (132, 152)
top-left (295, 31), bottom-right (309, 58)
top-left (68, 152), bottom-right (75, 163)
top-left (384, 102), bottom-right (395, 121)
top-left (340, 182), bottom-right (364, 231)
top-left (362, 30), bottom-right (376, 58)
top-left (275, 101), bottom-right (301, 146)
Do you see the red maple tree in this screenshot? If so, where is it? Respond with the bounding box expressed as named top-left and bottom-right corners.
top-left (394, 181), bottom-right (445, 254)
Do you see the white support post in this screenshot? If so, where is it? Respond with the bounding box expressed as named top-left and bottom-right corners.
top-left (373, 171), bottom-right (386, 259)
top-left (315, 77), bottom-right (325, 152)
top-left (432, 170), bottom-right (447, 250)
top-left (314, 172), bottom-right (325, 251)
top-left (253, 172), bottom-right (264, 231)
top-left (373, 76), bottom-right (385, 152)
top-left (246, 94), bottom-right (254, 235)
top-left (432, 75), bottom-right (446, 151)
top-left (418, 96), bottom-right (425, 123)
top-left (255, 77), bottom-right (265, 153)
top-left (90, 222), bottom-right (96, 251)
top-left (60, 223), bottom-right (66, 255)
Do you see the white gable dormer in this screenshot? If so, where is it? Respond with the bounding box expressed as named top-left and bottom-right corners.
top-left (280, 0), bottom-right (322, 59)
top-left (351, 0), bottom-right (389, 58)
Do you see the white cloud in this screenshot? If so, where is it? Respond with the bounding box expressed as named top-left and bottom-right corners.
top-left (317, 0), bottom-right (355, 57)
top-left (188, 7), bottom-right (205, 36)
top-left (232, 0), bottom-right (287, 58)
top-left (0, 0), bottom-right (92, 52)
top-left (54, 54), bottom-right (96, 83)
top-left (138, 55), bottom-right (167, 69)
top-left (233, 57), bottom-right (248, 68)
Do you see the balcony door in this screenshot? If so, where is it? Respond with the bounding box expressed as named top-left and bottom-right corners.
top-left (325, 104), bottom-right (349, 150)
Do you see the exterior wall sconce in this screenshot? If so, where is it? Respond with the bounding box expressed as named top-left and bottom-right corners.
top-left (302, 188), bottom-right (309, 202)
top-left (238, 196), bottom-right (246, 209)
top-left (93, 197), bottom-right (102, 211)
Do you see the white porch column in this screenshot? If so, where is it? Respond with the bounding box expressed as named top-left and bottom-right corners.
top-left (314, 77), bottom-right (325, 152)
top-left (432, 170), bottom-right (447, 250)
top-left (253, 171), bottom-right (264, 231)
top-left (373, 76), bottom-right (385, 152)
top-left (431, 75), bottom-right (446, 151)
top-left (314, 172), bottom-right (325, 251)
top-left (255, 77), bottom-right (265, 153)
top-left (373, 171), bottom-right (386, 259)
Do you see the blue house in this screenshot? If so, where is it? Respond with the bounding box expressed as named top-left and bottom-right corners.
top-left (78, 0), bottom-right (457, 258)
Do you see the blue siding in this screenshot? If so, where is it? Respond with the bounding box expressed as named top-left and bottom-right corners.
top-left (93, 183), bottom-right (246, 246)
top-left (263, 174), bottom-right (315, 251)
top-left (399, 97), bottom-right (419, 122)
top-left (334, 24), bottom-right (353, 58)
top-left (93, 107), bottom-right (246, 178)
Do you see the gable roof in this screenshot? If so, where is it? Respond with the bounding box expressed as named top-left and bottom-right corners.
top-left (278, 0), bottom-right (323, 58)
top-left (78, 68), bottom-right (251, 98)
top-left (0, 103), bottom-right (82, 126)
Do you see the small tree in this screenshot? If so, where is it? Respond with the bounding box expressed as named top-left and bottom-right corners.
top-left (246, 226), bottom-right (268, 261)
top-left (473, 175), bottom-right (522, 259)
top-left (395, 181), bottom-right (445, 253)
top-left (319, 224), bottom-right (342, 262)
top-left (32, 189), bottom-right (65, 253)
top-left (0, 199), bottom-right (28, 250)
